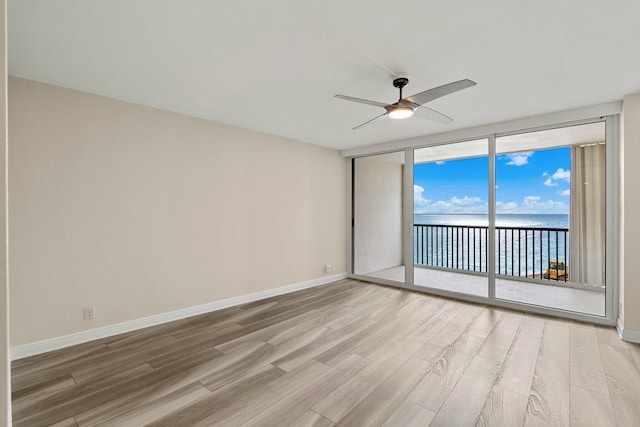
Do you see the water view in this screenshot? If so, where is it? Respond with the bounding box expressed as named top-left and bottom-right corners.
top-left (413, 214), bottom-right (569, 277)
top-left (414, 213), bottom-right (568, 229)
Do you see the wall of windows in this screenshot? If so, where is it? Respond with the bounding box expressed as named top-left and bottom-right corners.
top-left (349, 114), bottom-right (617, 323)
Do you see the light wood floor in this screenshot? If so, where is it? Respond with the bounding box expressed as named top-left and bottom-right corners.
top-left (11, 279), bottom-right (640, 426)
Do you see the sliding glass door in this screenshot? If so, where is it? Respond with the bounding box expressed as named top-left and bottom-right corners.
top-left (495, 122), bottom-right (606, 316)
top-left (412, 139), bottom-right (489, 297)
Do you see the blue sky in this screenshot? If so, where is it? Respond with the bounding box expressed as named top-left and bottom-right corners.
top-left (414, 147), bottom-right (571, 214)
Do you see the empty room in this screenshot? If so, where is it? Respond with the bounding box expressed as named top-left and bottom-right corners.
top-left (2, 1), bottom-right (640, 426)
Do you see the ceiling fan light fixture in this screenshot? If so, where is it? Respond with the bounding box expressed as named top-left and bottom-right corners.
top-left (336, 77), bottom-right (475, 129)
top-left (388, 106), bottom-right (414, 119)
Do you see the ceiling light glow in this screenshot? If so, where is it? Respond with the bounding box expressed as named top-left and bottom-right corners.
top-left (388, 106), bottom-right (414, 119)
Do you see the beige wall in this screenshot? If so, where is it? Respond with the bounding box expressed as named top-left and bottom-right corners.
top-left (1, 0), bottom-right (8, 423)
top-left (620, 93), bottom-right (640, 334)
top-left (8, 77), bottom-right (346, 346)
top-left (353, 153), bottom-right (403, 275)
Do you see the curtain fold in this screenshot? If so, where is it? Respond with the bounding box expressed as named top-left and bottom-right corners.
top-left (569, 143), bottom-right (605, 287)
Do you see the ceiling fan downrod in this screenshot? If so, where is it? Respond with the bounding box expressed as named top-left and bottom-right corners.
top-left (393, 77), bottom-right (409, 100)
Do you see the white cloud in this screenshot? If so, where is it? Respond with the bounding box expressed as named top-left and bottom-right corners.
top-left (495, 201), bottom-right (520, 214)
top-left (435, 161), bottom-right (445, 165)
top-left (496, 195), bottom-right (568, 214)
top-left (414, 185), bottom-right (431, 208)
top-left (450, 196), bottom-right (482, 206)
top-left (414, 191), bottom-right (487, 214)
top-left (560, 189), bottom-right (570, 196)
top-left (543, 168), bottom-right (570, 190)
top-left (505, 152), bottom-right (534, 166)
top-left (551, 168), bottom-right (570, 182)
top-left (524, 196), bottom-right (541, 204)
top-left (414, 192), bottom-right (568, 215)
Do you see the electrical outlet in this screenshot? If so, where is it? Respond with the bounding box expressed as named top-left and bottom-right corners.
top-left (84, 306), bottom-right (95, 320)
top-left (325, 264), bottom-right (333, 273)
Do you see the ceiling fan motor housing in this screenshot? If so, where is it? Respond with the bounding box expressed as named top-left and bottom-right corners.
top-left (392, 77), bottom-right (409, 89)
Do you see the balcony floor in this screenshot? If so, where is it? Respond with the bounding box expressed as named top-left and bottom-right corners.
top-left (366, 265), bottom-right (605, 316)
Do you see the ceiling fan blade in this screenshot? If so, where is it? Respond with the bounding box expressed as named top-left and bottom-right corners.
top-left (414, 105), bottom-right (453, 124)
top-left (352, 113), bottom-right (387, 130)
top-left (335, 94), bottom-right (388, 108)
top-left (404, 79), bottom-right (476, 106)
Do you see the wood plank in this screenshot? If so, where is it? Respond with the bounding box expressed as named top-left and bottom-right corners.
top-left (16, 341), bottom-right (261, 426)
top-left (72, 350), bottom-right (253, 426)
top-left (312, 341), bottom-right (422, 422)
top-left (429, 355), bottom-right (501, 426)
top-left (143, 364), bottom-right (286, 426)
top-left (570, 386), bottom-right (616, 426)
top-left (477, 386), bottom-right (528, 427)
top-left (333, 357), bottom-right (432, 426)
top-left (393, 293), bottom-right (440, 320)
top-left (538, 319), bottom-right (570, 362)
top-left (145, 335), bottom-right (225, 369)
top-left (197, 360), bottom-right (330, 427)
top-left (98, 382), bottom-right (210, 427)
top-left (477, 312), bottom-right (522, 362)
top-left (313, 317), bottom-right (416, 366)
top-left (287, 410), bottom-right (335, 427)
top-left (11, 345), bottom-right (111, 392)
top-left (524, 356), bottom-right (570, 427)
top-left (466, 307), bottom-right (504, 338)
top-left (354, 318), bottom-right (424, 361)
top-left (12, 363), bottom-right (155, 424)
top-left (11, 341), bottom-right (107, 374)
top-left (198, 343), bottom-right (278, 391)
top-left (569, 323), bottom-right (609, 394)
top-left (271, 317), bottom-right (375, 372)
top-left (408, 332), bottom-right (484, 411)
top-left (214, 309), bottom-right (323, 354)
top-left (240, 354), bottom-right (369, 427)
top-left (366, 290), bottom-right (423, 321)
top-left (380, 400), bottom-right (435, 427)
top-left (49, 417), bottom-right (78, 427)
top-left (404, 301), bottom-right (467, 344)
top-left (11, 373), bottom-right (76, 402)
top-left (407, 297), bottom-right (450, 322)
top-left (202, 325), bottom-right (330, 390)
top-left (11, 374), bottom-right (77, 416)
top-left (497, 315), bottom-right (544, 395)
top-left (594, 324), bottom-right (630, 348)
top-left (413, 304), bottom-right (483, 362)
top-left (599, 343), bottom-right (640, 426)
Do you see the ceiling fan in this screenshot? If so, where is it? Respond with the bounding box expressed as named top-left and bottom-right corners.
top-left (335, 77), bottom-right (476, 130)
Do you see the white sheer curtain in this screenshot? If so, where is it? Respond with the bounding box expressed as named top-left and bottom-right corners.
top-left (569, 143), bottom-right (605, 287)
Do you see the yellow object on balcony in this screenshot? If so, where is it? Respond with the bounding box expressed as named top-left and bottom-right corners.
top-left (544, 260), bottom-right (569, 280)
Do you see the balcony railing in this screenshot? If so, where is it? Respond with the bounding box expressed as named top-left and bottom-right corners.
top-left (413, 224), bottom-right (569, 282)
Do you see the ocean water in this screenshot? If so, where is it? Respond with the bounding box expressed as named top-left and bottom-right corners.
top-left (414, 213), bottom-right (568, 229)
top-left (413, 214), bottom-right (570, 276)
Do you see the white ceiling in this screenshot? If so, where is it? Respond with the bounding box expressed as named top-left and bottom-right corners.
top-left (8, 1), bottom-right (640, 151)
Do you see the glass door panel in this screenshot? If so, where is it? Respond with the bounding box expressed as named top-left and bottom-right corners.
top-left (353, 152), bottom-right (405, 283)
top-left (413, 139), bottom-right (489, 297)
top-left (495, 122), bottom-right (606, 316)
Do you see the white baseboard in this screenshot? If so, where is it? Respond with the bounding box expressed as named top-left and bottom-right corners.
top-left (616, 318), bottom-right (640, 343)
top-left (11, 273), bottom-right (348, 360)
